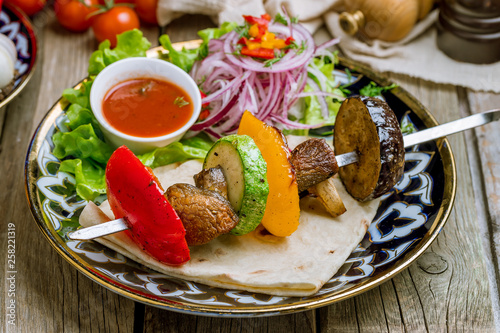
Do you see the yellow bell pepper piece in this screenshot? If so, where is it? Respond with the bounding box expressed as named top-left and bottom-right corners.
top-left (248, 24), bottom-right (260, 38)
top-left (237, 111), bottom-right (300, 237)
top-left (246, 41), bottom-right (261, 50)
top-left (261, 31), bottom-right (275, 49)
top-left (273, 39), bottom-right (287, 49)
top-left (262, 31), bottom-right (275, 41)
top-left (261, 41), bottom-right (274, 49)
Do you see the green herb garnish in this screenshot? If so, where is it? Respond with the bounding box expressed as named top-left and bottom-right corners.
top-left (174, 96), bottom-right (190, 107)
top-left (274, 13), bottom-right (288, 25)
top-left (401, 112), bottom-right (418, 135)
top-left (264, 57), bottom-right (281, 68)
top-left (360, 81), bottom-right (398, 97)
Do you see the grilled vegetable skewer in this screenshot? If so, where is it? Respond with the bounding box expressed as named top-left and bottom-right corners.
top-left (69, 103), bottom-right (500, 243)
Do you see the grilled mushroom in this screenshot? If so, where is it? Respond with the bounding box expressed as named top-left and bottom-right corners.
top-left (290, 138), bottom-right (339, 193)
top-left (193, 166), bottom-right (228, 199)
top-left (166, 183), bottom-right (239, 246)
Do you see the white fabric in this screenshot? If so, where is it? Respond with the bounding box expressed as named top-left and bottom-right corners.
top-left (157, 0), bottom-right (500, 93)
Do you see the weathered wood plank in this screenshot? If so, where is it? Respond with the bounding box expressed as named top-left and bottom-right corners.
top-left (464, 90), bottom-right (500, 329)
top-left (0, 49), bottom-right (45, 332)
top-left (465, 91), bottom-right (500, 265)
top-left (0, 105), bottom-right (6, 142)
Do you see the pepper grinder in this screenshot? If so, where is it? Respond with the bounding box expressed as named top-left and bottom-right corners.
top-left (437, 0), bottom-right (500, 64)
top-left (339, 0), bottom-right (435, 42)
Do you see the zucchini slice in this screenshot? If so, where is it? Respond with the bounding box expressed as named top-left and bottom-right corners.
top-left (203, 134), bottom-right (269, 235)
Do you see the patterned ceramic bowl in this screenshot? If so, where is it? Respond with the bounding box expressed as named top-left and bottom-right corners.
top-left (0, 3), bottom-right (37, 108)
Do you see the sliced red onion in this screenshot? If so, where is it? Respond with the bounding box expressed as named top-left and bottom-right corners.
top-left (270, 114), bottom-right (323, 129)
top-left (315, 38), bottom-right (340, 54)
top-left (188, 19), bottom-right (340, 136)
top-left (190, 87), bottom-right (241, 131)
top-left (307, 65), bottom-right (327, 91)
top-left (202, 71), bottom-right (250, 104)
top-left (296, 91), bottom-right (346, 100)
top-left (306, 78), bottom-right (329, 119)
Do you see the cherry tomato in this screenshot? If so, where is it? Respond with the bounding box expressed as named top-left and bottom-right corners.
top-left (135, 0), bottom-right (158, 25)
top-left (54, 0), bottom-right (98, 32)
top-left (4, 0), bottom-right (46, 16)
top-left (91, 6), bottom-right (140, 47)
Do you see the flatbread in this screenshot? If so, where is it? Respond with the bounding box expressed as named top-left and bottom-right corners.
top-left (80, 159), bottom-right (380, 296)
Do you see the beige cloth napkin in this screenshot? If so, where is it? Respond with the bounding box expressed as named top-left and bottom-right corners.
top-left (157, 0), bottom-right (500, 93)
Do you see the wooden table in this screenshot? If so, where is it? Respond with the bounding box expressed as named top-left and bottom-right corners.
top-left (1, 8), bottom-right (499, 332)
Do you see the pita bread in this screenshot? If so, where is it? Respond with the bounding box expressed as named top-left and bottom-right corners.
top-left (79, 159), bottom-right (380, 296)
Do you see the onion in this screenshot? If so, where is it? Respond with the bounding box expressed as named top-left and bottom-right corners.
top-left (188, 17), bottom-right (340, 137)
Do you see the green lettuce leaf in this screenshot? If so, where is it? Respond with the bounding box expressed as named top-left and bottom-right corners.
top-left (59, 158), bottom-right (107, 201)
top-left (65, 103), bottom-right (104, 139)
top-left (56, 138), bottom-right (210, 201)
top-left (300, 56), bottom-right (344, 129)
top-left (159, 34), bottom-right (199, 73)
top-left (198, 22), bottom-right (238, 44)
top-left (159, 22), bottom-right (237, 73)
top-left (88, 29), bottom-right (151, 76)
top-left (197, 22), bottom-right (238, 59)
top-left (138, 136), bottom-right (211, 169)
top-left (62, 79), bottom-right (93, 109)
top-left (52, 124), bottom-right (113, 164)
top-left (180, 133), bottom-right (214, 151)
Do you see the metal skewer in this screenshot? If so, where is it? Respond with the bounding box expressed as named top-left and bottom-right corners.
top-left (69, 109), bottom-right (500, 241)
top-left (335, 108), bottom-right (500, 167)
top-left (69, 218), bottom-right (128, 240)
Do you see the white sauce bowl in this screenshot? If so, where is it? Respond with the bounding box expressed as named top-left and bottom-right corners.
top-left (90, 57), bottom-right (201, 155)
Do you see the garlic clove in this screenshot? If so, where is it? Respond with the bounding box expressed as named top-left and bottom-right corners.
top-left (0, 48), bottom-right (15, 89)
top-left (0, 34), bottom-right (17, 65)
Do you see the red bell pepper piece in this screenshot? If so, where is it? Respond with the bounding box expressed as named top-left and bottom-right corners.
top-left (199, 90), bottom-right (209, 108)
top-left (105, 146), bottom-right (190, 265)
top-left (241, 46), bottom-right (275, 59)
top-left (199, 109), bottom-right (210, 121)
top-left (261, 13), bottom-right (271, 21)
top-left (285, 36), bottom-right (295, 45)
top-left (243, 14), bottom-right (270, 28)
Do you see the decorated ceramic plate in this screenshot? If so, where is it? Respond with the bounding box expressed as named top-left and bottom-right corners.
top-left (25, 42), bottom-right (456, 317)
top-left (0, 3), bottom-right (37, 108)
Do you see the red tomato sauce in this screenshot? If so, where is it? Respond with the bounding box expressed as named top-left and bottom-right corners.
top-left (102, 78), bottom-right (194, 138)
